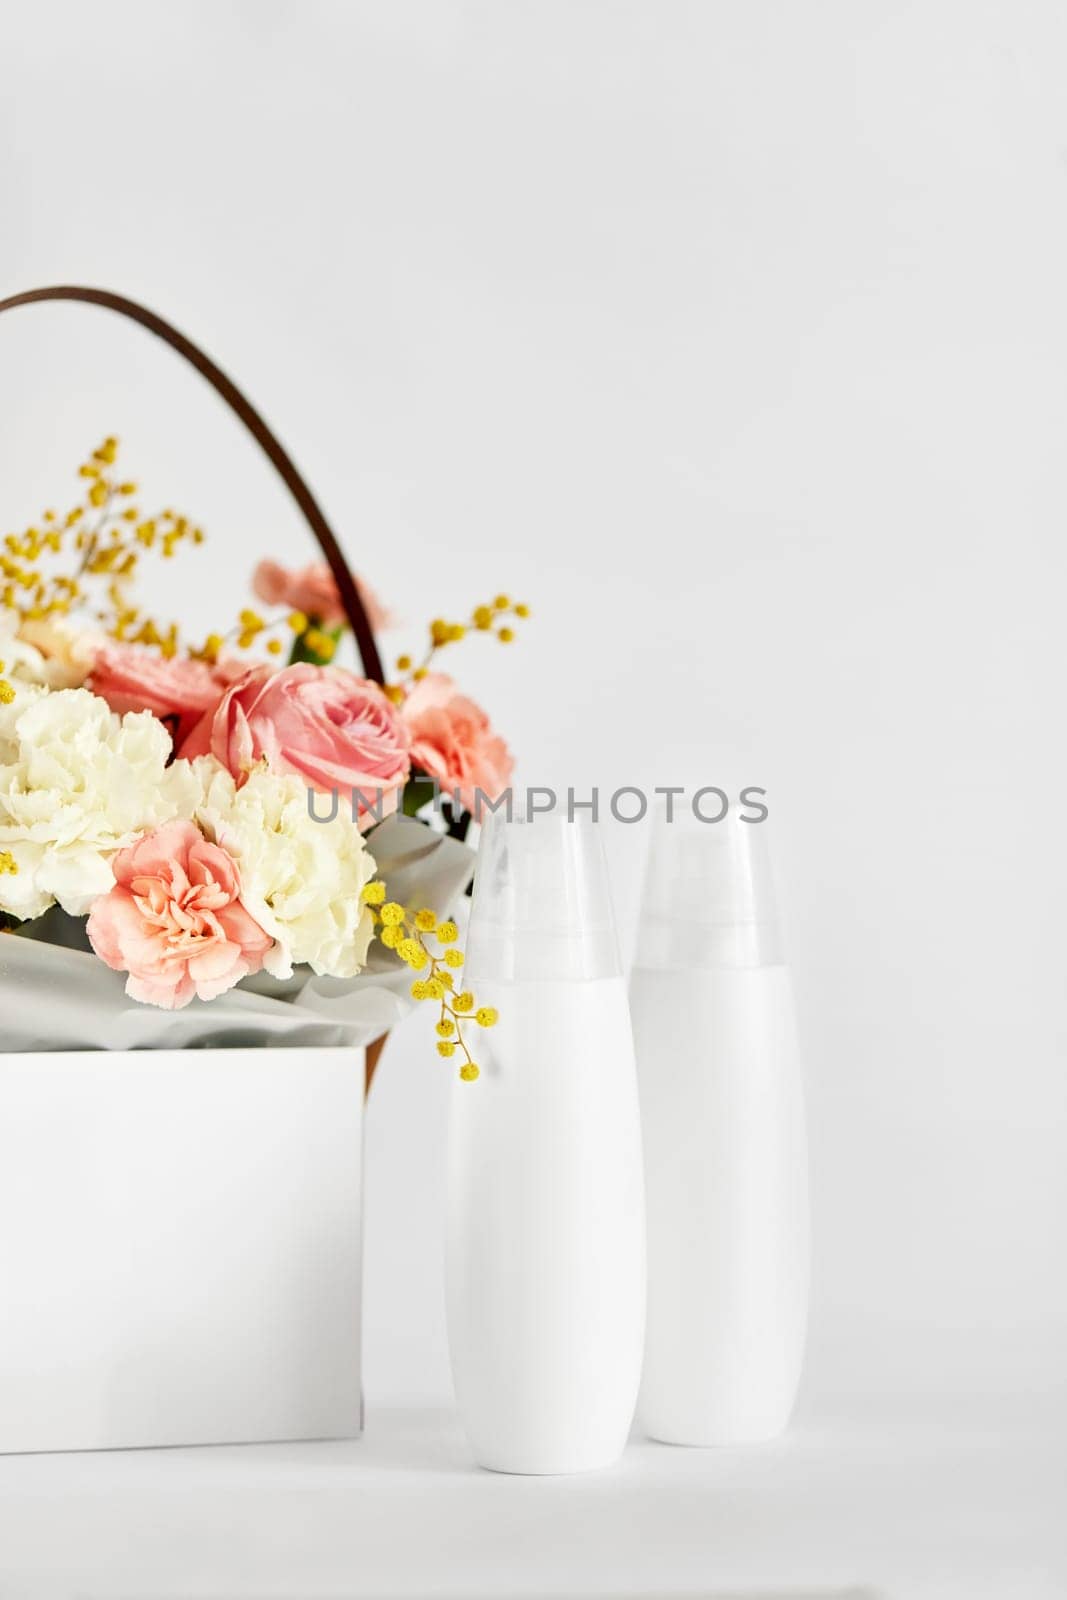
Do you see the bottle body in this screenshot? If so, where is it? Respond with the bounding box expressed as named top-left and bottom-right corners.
top-left (446, 975), bottom-right (646, 1474)
top-left (632, 964), bottom-right (808, 1445)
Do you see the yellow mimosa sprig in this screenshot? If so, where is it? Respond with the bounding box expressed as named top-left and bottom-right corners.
top-left (359, 882), bottom-right (497, 1081)
top-left (0, 436), bottom-right (211, 656)
top-left (189, 608), bottom-right (336, 666)
top-left (2, 439), bottom-right (345, 670)
top-left (384, 593), bottom-right (530, 704)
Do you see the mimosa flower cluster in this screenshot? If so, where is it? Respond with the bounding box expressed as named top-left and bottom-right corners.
top-left (359, 885), bottom-right (497, 1081)
top-left (0, 439), bottom-right (531, 1078)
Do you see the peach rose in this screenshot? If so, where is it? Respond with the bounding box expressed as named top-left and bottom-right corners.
top-left (88, 644), bottom-right (243, 746)
top-left (402, 673), bottom-right (513, 816)
top-left (87, 819), bottom-right (272, 1009)
top-left (181, 663), bottom-right (411, 824)
top-left (252, 559), bottom-right (391, 631)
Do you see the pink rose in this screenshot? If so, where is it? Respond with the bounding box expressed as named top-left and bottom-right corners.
top-left (252, 559), bottom-right (391, 632)
top-left (181, 663), bottom-right (411, 824)
top-left (401, 673), bottom-right (514, 815)
top-left (87, 820), bottom-right (272, 1010)
top-left (88, 644), bottom-right (243, 746)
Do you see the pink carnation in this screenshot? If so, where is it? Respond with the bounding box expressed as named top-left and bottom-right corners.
top-left (401, 673), bottom-right (513, 816)
top-left (88, 644), bottom-right (243, 746)
top-left (252, 559), bottom-right (391, 632)
top-left (181, 662), bottom-right (411, 826)
top-left (87, 820), bottom-right (273, 1010)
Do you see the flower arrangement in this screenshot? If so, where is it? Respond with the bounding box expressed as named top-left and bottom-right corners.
top-left (0, 440), bottom-right (528, 1079)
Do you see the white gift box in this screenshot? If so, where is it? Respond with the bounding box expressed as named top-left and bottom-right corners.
top-left (0, 1047), bottom-right (363, 1454)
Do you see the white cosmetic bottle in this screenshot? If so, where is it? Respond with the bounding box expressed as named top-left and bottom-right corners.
top-left (631, 812), bottom-right (808, 1445)
top-left (446, 812), bottom-right (645, 1474)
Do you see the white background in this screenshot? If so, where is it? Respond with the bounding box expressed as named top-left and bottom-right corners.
top-left (2, 0), bottom-right (1064, 1427)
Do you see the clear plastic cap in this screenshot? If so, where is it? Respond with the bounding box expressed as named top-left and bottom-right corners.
top-left (634, 809), bottom-right (784, 970)
top-left (466, 811), bottom-right (622, 984)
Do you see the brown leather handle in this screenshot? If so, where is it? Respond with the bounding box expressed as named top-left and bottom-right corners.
top-left (0, 285), bottom-right (384, 684)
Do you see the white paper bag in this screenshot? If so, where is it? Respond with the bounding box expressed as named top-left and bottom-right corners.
top-left (0, 1047), bottom-right (363, 1453)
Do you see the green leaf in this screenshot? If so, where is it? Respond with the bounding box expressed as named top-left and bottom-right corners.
top-left (402, 778), bottom-right (439, 817)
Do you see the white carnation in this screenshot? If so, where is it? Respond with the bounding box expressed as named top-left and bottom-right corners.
top-left (0, 674), bottom-right (45, 766)
top-left (16, 616), bottom-right (103, 689)
top-left (185, 758), bottom-right (377, 980)
top-left (0, 686), bottom-right (183, 921)
top-left (0, 615), bottom-right (99, 692)
top-left (0, 618), bottom-right (53, 695)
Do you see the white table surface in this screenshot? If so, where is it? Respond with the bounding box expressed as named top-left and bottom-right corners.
top-left (0, 1403), bottom-right (1061, 1600)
